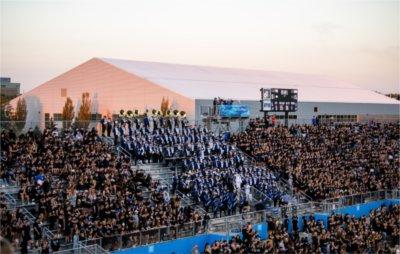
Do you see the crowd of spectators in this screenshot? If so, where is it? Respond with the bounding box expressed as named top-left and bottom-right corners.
top-left (201, 204), bottom-right (400, 253)
top-left (231, 119), bottom-right (400, 200)
top-left (3, 115), bottom-right (398, 253)
top-left (213, 97), bottom-right (234, 115)
top-left (110, 116), bottom-right (288, 216)
top-left (213, 97), bottom-right (234, 106)
top-left (0, 194), bottom-right (49, 253)
top-left (0, 126), bottom-right (205, 252)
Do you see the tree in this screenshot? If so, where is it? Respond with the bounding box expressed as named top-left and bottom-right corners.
top-left (0, 96), bottom-right (11, 121)
top-left (76, 92), bottom-right (91, 129)
top-left (12, 97), bottom-right (27, 130)
top-left (0, 96), bottom-right (13, 130)
top-left (62, 97), bottom-right (75, 129)
top-left (160, 97), bottom-right (170, 116)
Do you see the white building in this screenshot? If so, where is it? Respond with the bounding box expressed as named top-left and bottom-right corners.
top-left (11, 57), bottom-right (399, 129)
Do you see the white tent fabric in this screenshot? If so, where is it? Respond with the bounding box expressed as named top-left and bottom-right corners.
top-left (101, 58), bottom-right (399, 104)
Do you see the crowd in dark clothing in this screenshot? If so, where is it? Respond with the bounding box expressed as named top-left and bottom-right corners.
top-left (213, 97), bottom-right (234, 115)
top-left (213, 97), bottom-right (234, 106)
top-left (109, 116), bottom-right (288, 216)
top-left (0, 195), bottom-right (51, 253)
top-left (0, 127), bottom-right (204, 252)
top-left (231, 119), bottom-right (400, 201)
top-left (202, 205), bottom-right (400, 253)
top-left (2, 116), bottom-right (398, 252)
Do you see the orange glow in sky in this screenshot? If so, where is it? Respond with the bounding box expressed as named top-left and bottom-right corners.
top-left (1, 0), bottom-right (399, 93)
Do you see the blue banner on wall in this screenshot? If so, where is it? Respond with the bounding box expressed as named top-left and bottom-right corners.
top-left (219, 105), bottom-right (250, 118)
top-left (114, 199), bottom-right (400, 254)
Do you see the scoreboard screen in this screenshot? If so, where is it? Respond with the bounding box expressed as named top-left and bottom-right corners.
top-left (261, 88), bottom-right (298, 112)
top-left (219, 105), bottom-right (250, 118)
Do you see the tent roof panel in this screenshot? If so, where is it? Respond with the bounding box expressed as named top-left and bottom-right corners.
top-left (100, 58), bottom-right (399, 105)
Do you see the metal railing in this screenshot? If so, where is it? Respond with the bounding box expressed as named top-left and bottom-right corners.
top-left (239, 149), bottom-right (312, 204)
top-left (100, 135), bottom-right (114, 147)
top-left (2, 170), bottom-right (397, 252)
top-left (54, 243), bottom-right (107, 254)
top-left (1, 180), bottom-right (57, 253)
top-left (322, 189), bottom-right (400, 208)
top-left (86, 221), bottom-right (206, 251)
top-left (278, 189), bottom-right (400, 218)
top-left (85, 189), bottom-right (399, 251)
top-left (0, 120), bottom-right (102, 135)
top-left (116, 145), bottom-right (132, 161)
top-left (0, 115), bottom-right (398, 136)
top-left (208, 209), bottom-right (268, 234)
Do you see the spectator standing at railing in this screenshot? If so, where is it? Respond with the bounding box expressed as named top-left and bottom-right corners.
top-left (213, 98), bottom-right (217, 115)
top-left (143, 114), bottom-right (150, 128)
top-left (312, 115), bottom-right (317, 126)
top-left (271, 115), bottom-right (276, 127)
top-left (100, 116), bottom-right (107, 136)
top-left (106, 118), bottom-right (112, 137)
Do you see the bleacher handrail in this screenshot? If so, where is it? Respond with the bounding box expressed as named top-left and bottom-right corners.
top-left (87, 189), bottom-right (399, 251)
top-left (116, 145), bottom-right (132, 160)
top-left (53, 243), bottom-right (107, 254)
top-left (238, 148), bottom-right (313, 203)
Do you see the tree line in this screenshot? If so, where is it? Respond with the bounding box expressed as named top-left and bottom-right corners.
top-left (1, 94), bottom-right (186, 131)
top-left (0, 92), bottom-right (92, 130)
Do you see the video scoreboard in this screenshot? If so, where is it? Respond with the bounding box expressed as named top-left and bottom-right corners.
top-left (261, 88), bottom-right (298, 112)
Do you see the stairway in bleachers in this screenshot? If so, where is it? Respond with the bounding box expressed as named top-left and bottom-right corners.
top-left (0, 180), bottom-right (37, 211)
top-left (240, 152), bottom-right (311, 205)
top-left (136, 163), bottom-right (175, 186)
top-left (135, 162), bottom-right (207, 215)
top-left (0, 179), bottom-right (55, 251)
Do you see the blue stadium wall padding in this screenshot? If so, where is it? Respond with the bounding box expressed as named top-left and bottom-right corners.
top-left (254, 223), bottom-right (268, 240)
top-left (332, 199), bottom-right (400, 218)
top-left (114, 199), bottom-right (399, 254)
top-left (114, 234), bottom-right (226, 254)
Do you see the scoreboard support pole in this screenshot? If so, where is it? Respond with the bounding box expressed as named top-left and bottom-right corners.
top-left (284, 111), bottom-right (289, 127)
top-left (264, 111), bottom-right (269, 128)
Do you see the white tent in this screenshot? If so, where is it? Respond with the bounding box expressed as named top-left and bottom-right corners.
top-left (102, 58), bottom-right (399, 104)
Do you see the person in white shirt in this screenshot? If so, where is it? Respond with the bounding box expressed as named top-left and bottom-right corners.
top-left (235, 173), bottom-right (242, 190)
top-left (163, 190), bottom-right (170, 203)
top-left (52, 129), bottom-right (59, 137)
top-left (75, 131), bottom-right (83, 141)
top-left (245, 184), bottom-right (252, 202)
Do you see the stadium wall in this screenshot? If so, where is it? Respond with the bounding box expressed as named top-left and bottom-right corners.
top-left (195, 99), bottom-right (399, 132)
top-left (114, 199), bottom-right (400, 254)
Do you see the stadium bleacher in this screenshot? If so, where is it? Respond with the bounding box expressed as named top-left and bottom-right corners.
top-left (1, 115), bottom-right (399, 253)
top-left (0, 126), bottom-right (205, 252)
top-left (232, 119), bottom-right (400, 200)
top-left (111, 116), bottom-right (292, 216)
